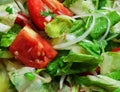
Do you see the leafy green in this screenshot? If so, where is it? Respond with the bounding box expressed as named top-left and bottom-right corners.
top-left (47, 50), bottom-right (83, 76)
top-left (48, 18), bottom-right (86, 46)
top-left (0, 33), bottom-right (16, 47)
top-left (69, 19), bottom-right (85, 33)
top-left (78, 40), bottom-right (100, 56)
top-left (0, 0), bottom-right (14, 5)
top-left (63, 0), bottom-right (78, 8)
top-left (0, 24), bottom-right (21, 47)
top-left (0, 24), bottom-right (21, 58)
top-left (47, 50), bottom-right (70, 76)
top-left (0, 62), bottom-right (9, 92)
top-left (9, 67), bottom-right (59, 92)
top-left (98, 0), bottom-right (114, 9)
top-left (75, 75), bottom-right (120, 92)
top-left (78, 39), bottom-right (107, 56)
top-left (47, 49), bottom-right (102, 76)
top-left (114, 88), bottom-right (120, 92)
top-left (8, 24), bottom-right (21, 34)
top-left (106, 70), bottom-right (120, 81)
top-left (66, 19), bottom-right (85, 39)
top-left (89, 11), bottom-right (120, 39)
top-left (45, 15), bottom-right (73, 38)
top-left (100, 52), bottom-right (120, 75)
top-left (63, 0), bottom-right (96, 15)
top-left (0, 50), bottom-right (13, 58)
top-left (0, 1), bottom-right (20, 26)
top-left (63, 50), bottom-right (101, 63)
top-left (0, 2), bottom-right (21, 58)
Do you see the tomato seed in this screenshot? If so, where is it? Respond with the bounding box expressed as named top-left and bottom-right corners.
top-left (14, 51), bottom-right (19, 56)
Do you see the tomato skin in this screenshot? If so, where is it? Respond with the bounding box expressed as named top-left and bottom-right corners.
top-left (111, 47), bottom-right (120, 52)
top-left (15, 13), bottom-right (38, 30)
top-left (42, 0), bottom-right (73, 15)
top-left (27, 0), bottom-right (45, 29)
top-left (9, 25), bottom-right (57, 68)
top-left (15, 13), bottom-right (30, 27)
top-left (27, 0), bottom-right (73, 29)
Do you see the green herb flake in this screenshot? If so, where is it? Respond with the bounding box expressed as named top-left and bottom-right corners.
top-left (5, 6), bottom-right (13, 14)
top-left (24, 72), bottom-right (35, 81)
top-left (40, 10), bottom-right (56, 18)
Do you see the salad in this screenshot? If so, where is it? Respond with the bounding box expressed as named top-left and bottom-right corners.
top-left (0, 0), bottom-right (120, 92)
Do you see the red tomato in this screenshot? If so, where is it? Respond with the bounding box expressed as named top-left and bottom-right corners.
top-left (111, 47), bottom-right (120, 52)
top-left (9, 25), bottom-right (57, 68)
top-left (27, 0), bottom-right (73, 29)
top-left (15, 13), bottom-right (38, 30)
top-left (15, 13), bottom-right (29, 27)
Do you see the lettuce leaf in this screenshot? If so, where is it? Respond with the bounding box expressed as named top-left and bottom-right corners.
top-left (100, 52), bottom-right (120, 75)
top-left (75, 75), bottom-right (120, 92)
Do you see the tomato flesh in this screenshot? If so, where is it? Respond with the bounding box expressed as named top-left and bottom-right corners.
top-left (27, 0), bottom-right (73, 29)
top-left (9, 25), bottom-right (57, 68)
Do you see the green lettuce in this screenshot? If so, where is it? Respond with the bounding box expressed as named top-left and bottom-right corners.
top-left (9, 67), bottom-right (59, 92)
top-left (100, 52), bottom-right (120, 75)
top-left (45, 15), bottom-right (73, 38)
top-left (0, 62), bottom-right (9, 92)
top-left (63, 0), bottom-right (96, 15)
top-left (75, 75), bottom-right (120, 92)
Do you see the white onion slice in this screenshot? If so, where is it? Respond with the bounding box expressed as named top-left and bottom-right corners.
top-left (14, 0), bottom-right (26, 14)
top-left (59, 75), bottom-right (66, 89)
top-left (102, 7), bottom-right (114, 11)
top-left (54, 16), bottom-right (95, 49)
top-left (45, 15), bottom-right (52, 22)
top-left (99, 16), bottom-right (111, 41)
top-left (72, 13), bottom-right (94, 18)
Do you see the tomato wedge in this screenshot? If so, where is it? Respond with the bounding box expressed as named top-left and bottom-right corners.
top-left (9, 25), bottom-right (57, 68)
top-left (27, 0), bottom-right (73, 29)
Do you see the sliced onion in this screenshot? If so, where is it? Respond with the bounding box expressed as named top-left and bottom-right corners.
top-left (102, 7), bottom-right (114, 11)
top-left (14, 0), bottom-right (26, 14)
top-left (54, 15), bottom-right (95, 49)
top-left (99, 16), bottom-right (111, 41)
top-left (45, 15), bottom-right (52, 22)
top-left (72, 13), bottom-right (94, 19)
top-left (34, 72), bottom-right (52, 83)
top-left (59, 75), bottom-right (66, 89)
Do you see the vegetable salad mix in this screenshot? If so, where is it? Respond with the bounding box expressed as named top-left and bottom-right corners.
top-left (0, 0), bottom-right (120, 92)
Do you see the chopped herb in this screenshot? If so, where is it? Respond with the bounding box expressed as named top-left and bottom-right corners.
top-left (24, 72), bottom-right (35, 81)
top-left (40, 10), bottom-right (56, 18)
top-left (5, 6), bottom-right (13, 14)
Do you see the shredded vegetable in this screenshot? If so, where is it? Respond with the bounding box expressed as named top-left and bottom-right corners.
top-left (1, 0), bottom-right (120, 92)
